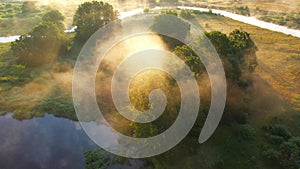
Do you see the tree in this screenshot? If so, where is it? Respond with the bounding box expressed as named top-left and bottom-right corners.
top-left (263, 124), bottom-right (300, 169)
top-left (173, 45), bottom-right (203, 77)
top-left (42, 9), bottom-right (65, 29)
top-left (73, 1), bottom-right (118, 42)
top-left (205, 31), bottom-right (232, 57)
top-left (11, 10), bottom-right (66, 67)
top-left (229, 29), bottom-right (258, 86)
top-left (229, 29), bottom-right (255, 50)
top-left (21, 1), bottom-right (36, 14)
top-left (151, 14), bottom-right (190, 49)
top-left (205, 29), bottom-right (257, 85)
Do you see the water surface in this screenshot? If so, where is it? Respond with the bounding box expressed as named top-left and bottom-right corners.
top-left (0, 114), bottom-right (97, 169)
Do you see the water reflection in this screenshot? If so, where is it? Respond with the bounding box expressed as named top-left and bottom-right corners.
top-left (0, 114), bottom-right (97, 169)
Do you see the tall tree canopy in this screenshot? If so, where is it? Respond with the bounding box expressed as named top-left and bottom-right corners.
top-left (21, 1), bottom-right (36, 14)
top-left (42, 9), bottom-right (65, 29)
top-left (205, 29), bottom-right (258, 85)
top-left (151, 14), bottom-right (190, 49)
top-left (11, 10), bottom-right (66, 67)
top-left (73, 1), bottom-right (118, 42)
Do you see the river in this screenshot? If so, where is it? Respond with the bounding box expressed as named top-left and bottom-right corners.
top-left (0, 6), bottom-right (299, 44)
top-left (0, 113), bottom-right (143, 169)
top-left (0, 114), bottom-right (97, 169)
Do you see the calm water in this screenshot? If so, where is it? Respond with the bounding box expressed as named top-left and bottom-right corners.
top-left (0, 114), bottom-right (97, 169)
top-left (0, 114), bottom-right (145, 169)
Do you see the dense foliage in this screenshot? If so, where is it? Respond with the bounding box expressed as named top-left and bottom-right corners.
top-left (11, 10), bottom-right (66, 67)
top-left (21, 1), bottom-right (36, 14)
top-left (73, 1), bottom-right (118, 42)
top-left (151, 14), bottom-right (190, 49)
top-left (205, 29), bottom-right (258, 85)
top-left (263, 124), bottom-right (300, 169)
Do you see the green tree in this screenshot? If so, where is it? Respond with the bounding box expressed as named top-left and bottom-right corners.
top-left (21, 1), bottom-right (36, 14)
top-left (73, 1), bottom-right (118, 42)
top-left (42, 9), bottom-right (65, 29)
top-left (263, 124), bottom-right (300, 169)
top-left (11, 10), bottom-right (66, 67)
top-left (151, 14), bottom-right (190, 49)
top-left (173, 45), bottom-right (203, 77)
top-left (205, 31), bottom-right (232, 57)
top-left (229, 29), bottom-right (255, 50)
top-left (205, 29), bottom-right (257, 85)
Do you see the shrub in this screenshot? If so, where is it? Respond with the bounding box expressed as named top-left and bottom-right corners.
top-left (144, 8), bottom-right (150, 13)
top-left (235, 124), bottom-right (256, 140)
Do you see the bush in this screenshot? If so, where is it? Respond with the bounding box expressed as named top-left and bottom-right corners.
top-left (235, 124), bottom-right (256, 140)
top-left (262, 124), bottom-right (300, 169)
top-left (5, 3), bottom-right (12, 8)
top-left (263, 148), bottom-right (280, 159)
top-left (270, 125), bottom-right (292, 140)
top-left (144, 8), bottom-right (150, 13)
